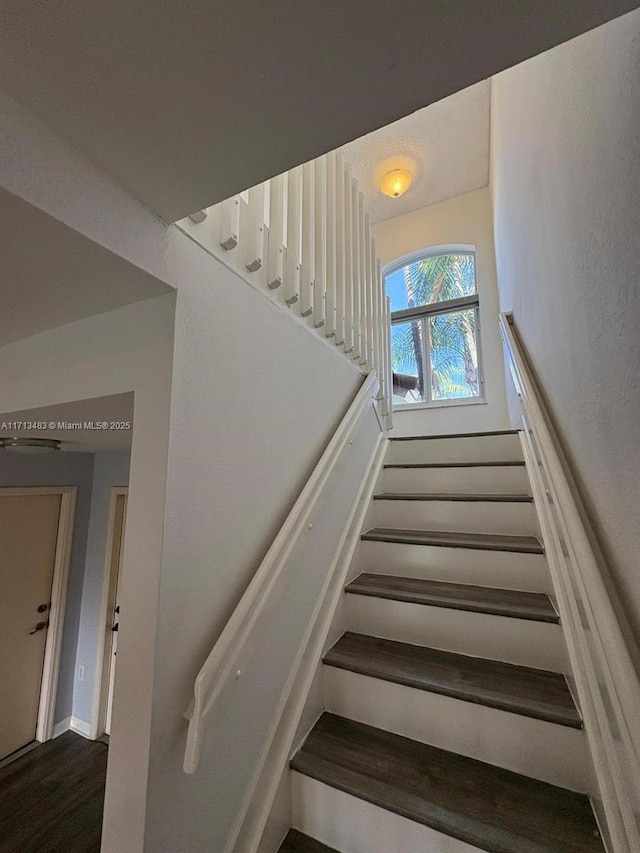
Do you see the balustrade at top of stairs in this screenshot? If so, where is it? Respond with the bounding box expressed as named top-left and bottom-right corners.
top-left (178, 151), bottom-right (394, 429)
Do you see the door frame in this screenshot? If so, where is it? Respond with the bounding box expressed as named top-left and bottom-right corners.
top-left (91, 487), bottom-right (128, 739)
top-left (0, 486), bottom-right (77, 744)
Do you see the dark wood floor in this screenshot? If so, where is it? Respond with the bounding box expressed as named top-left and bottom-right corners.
top-left (0, 732), bottom-right (107, 853)
top-left (279, 828), bottom-right (339, 852)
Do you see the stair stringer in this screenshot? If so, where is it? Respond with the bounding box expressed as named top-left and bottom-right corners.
top-left (501, 313), bottom-right (640, 853)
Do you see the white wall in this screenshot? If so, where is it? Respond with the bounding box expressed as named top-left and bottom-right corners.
top-left (143, 240), bottom-right (363, 851)
top-left (491, 10), bottom-right (640, 641)
top-left (374, 187), bottom-right (509, 437)
top-left (74, 449), bottom-right (131, 727)
top-left (0, 91), bottom-right (176, 287)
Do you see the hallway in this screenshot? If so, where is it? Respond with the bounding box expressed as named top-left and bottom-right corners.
top-left (0, 733), bottom-right (107, 852)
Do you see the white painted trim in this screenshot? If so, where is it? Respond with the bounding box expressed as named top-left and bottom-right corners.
top-left (90, 487), bottom-right (129, 740)
top-left (70, 715), bottom-right (92, 739)
top-left (53, 716), bottom-right (72, 738)
top-left (393, 395), bottom-right (486, 412)
top-left (52, 714), bottom-right (94, 740)
top-left (291, 773), bottom-right (482, 853)
top-left (373, 496), bottom-right (537, 537)
top-left (359, 538), bottom-right (549, 592)
top-left (324, 666), bottom-right (590, 792)
top-left (499, 313), bottom-right (640, 853)
top-left (344, 594), bottom-right (567, 672)
top-left (0, 486), bottom-right (77, 745)
top-left (229, 432), bottom-right (387, 853)
top-left (183, 370), bottom-right (381, 774)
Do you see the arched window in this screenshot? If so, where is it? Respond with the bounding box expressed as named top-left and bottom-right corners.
top-left (384, 245), bottom-right (483, 407)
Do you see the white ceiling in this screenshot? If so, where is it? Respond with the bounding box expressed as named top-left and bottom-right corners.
top-left (0, 394), bottom-right (134, 453)
top-left (343, 81), bottom-right (490, 224)
top-left (0, 1), bottom-right (636, 222)
top-left (0, 188), bottom-right (173, 347)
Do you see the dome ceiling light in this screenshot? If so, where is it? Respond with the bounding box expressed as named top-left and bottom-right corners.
top-left (0, 437), bottom-right (61, 454)
top-left (380, 168), bottom-right (412, 199)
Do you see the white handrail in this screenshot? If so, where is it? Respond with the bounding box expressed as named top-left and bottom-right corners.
top-left (499, 313), bottom-right (640, 853)
top-left (183, 370), bottom-right (379, 774)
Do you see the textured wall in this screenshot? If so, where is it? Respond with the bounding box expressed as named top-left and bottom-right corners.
top-left (374, 186), bottom-right (509, 437)
top-left (491, 10), bottom-right (640, 640)
top-left (0, 450), bottom-right (94, 722)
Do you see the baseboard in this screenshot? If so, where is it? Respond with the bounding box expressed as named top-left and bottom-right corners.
top-left (70, 716), bottom-right (93, 739)
top-left (52, 716), bottom-right (72, 738)
top-left (52, 715), bottom-right (93, 740)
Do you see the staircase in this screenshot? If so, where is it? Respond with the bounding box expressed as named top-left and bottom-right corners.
top-left (277, 430), bottom-right (605, 853)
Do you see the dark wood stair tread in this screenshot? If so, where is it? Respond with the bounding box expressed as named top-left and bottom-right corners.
top-left (374, 492), bottom-right (533, 502)
top-left (324, 633), bottom-right (581, 728)
top-left (389, 429), bottom-right (519, 441)
top-left (345, 573), bottom-right (559, 623)
top-left (362, 527), bottom-right (544, 553)
top-left (384, 460), bottom-right (526, 468)
top-left (291, 714), bottom-right (603, 853)
top-left (278, 829), bottom-right (340, 852)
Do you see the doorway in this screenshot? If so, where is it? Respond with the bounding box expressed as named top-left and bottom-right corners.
top-left (94, 488), bottom-right (128, 739)
top-left (0, 487), bottom-right (76, 761)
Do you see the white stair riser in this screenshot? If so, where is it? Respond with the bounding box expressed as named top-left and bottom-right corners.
top-left (359, 540), bottom-right (551, 593)
top-left (291, 772), bottom-right (483, 853)
top-left (323, 668), bottom-right (590, 793)
top-left (373, 498), bottom-right (538, 536)
top-left (383, 464), bottom-right (529, 495)
top-left (386, 434), bottom-right (523, 465)
top-left (344, 594), bottom-right (567, 671)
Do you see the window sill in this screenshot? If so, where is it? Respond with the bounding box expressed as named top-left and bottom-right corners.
top-left (393, 396), bottom-right (486, 413)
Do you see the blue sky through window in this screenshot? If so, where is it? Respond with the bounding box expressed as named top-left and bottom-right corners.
top-left (386, 268), bottom-right (410, 312)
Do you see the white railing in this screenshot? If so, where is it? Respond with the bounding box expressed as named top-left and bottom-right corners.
top-left (181, 371), bottom-right (385, 853)
top-left (499, 313), bottom-right (640, 853)
top-left (183, 371), bottom-right (382, 775)
top-left (178, 151), bottom-right (393, 429)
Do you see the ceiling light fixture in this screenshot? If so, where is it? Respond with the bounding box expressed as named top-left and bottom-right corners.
top-left (0, 437), bottom-right (61, 454)
top-left (380, 169), bottom-right (412, 199)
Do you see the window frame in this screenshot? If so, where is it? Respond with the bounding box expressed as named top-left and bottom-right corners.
top-left (384, 245), bottom-right (485, 410)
